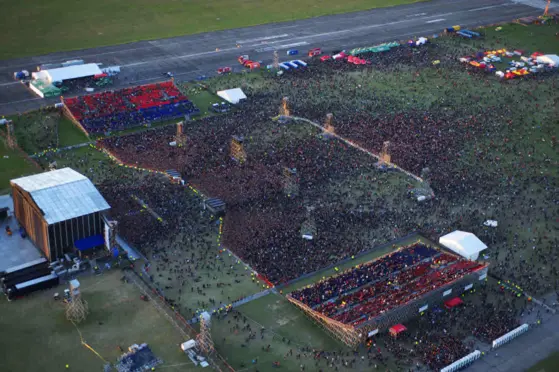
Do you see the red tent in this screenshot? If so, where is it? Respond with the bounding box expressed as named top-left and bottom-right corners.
top-left (444, 297), bottom-right (464, 309)
top-left (389, 324), bottom-right (407, 337)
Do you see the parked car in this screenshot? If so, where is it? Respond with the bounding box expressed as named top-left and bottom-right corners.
top-left (217, 67), bottom-right (232, 74)
top-left (287, 49), bottom-right (299, 56)
top-left (308, 48), bottom-right (322, 57)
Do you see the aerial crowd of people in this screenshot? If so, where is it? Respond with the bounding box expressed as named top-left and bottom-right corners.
top-left (32, 34), bottom-right (559, 371)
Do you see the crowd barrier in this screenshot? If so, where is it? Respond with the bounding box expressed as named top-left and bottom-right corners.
top-left (492, 323), bottom-right (529, 349)
top-left (276, 231), bottom-right (420, 290)
top-left (440, 350), bottom-right (481, 372)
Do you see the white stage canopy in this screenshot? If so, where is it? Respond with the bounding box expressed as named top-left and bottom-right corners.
top-left (217, 88), bottom-right (247, 104)
top-left (45, 63), bottom-right (102, 83)
top-left (439, 231), bottom-right (487, 261)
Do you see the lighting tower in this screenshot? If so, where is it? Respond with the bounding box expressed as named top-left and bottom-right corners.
top-left (230, 135), bottom-right (246, 164)
top-left (66, 279), bottom-right (89, 323)
top-left (380, 141), bottom-right (391, 163)
top-left (175, 121), bottom-right (186, 147)
top-left (196, 312), bottom-right (214, 354)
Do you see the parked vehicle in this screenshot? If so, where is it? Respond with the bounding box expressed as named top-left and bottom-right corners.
top-left (287, 49), bottom-right (299, 56)
top-left (217, 67), bottom-right (232, 74)
top-left (13, 70), bottom-right (30, 80)
top-left (308, 48), bottom-right (322, 57)
top-left (6, 273), bottom-right (59, 301)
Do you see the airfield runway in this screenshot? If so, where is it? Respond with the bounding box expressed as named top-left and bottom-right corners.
top-left (0, 0), bottom-right (551, 115)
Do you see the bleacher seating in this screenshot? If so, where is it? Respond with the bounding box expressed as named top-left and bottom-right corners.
top-left (290, 243), bottom-right (485, 326)
top-left (64, 81), bottom-right (199, 134)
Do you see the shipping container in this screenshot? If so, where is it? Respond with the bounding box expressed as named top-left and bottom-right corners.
top-left (2, 266), bottom-right (51, 290)
top-left (1, 258), bottom-right (48, 283)
top-left (6, 273), bottom-right (59, 300)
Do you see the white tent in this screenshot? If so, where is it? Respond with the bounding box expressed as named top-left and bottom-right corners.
top-left (439, 231), bottom-right (487, 261)
top-left (217, 88), bottom-right (247, 104)
top-left (536, 54), bottom-right (559, 67)
top-left (45, 63), bottom-right (102, 83)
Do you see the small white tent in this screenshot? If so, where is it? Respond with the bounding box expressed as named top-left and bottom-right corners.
top-left (439, 231), bottom-right (487, 261)
top-left (536, 54), bottom-right (559, 67)
top-left (217, 88), bottom-right (247, 104)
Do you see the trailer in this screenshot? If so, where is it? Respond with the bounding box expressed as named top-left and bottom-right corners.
top-left (6, 273), bottom-right (59, 300)
top-left (2, 266), bottom-right (51, 291)
top-left (1, 258), bottom-right (48, 283)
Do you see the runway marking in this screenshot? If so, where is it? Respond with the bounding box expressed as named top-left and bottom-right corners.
top-left (121, 46), bottom-right (240, 67)
top-left (0, 97), bottom-right (43, 106)
top-left (468, 5), bottom-right (505, 12)
top-left (406, 12), bottom-right (427, 17)
top-left (426, 18), bottom-right (446, 23)
top-left (236, 34), bottom-right (290, 44)
top-left (0, 81), bottom-right (20, 87)
top-left (275, 41), bottom-right (309, 49)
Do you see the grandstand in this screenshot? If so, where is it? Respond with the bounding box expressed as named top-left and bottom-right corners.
top-left (287, 239), bottom-right (489, 347)
top-left (63, 81), bottom-right (199, 135)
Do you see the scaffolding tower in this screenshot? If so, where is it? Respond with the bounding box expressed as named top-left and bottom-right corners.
top-left (283, 167), bottom-right (299, 197)
top-left (196, 312), bottom-right (214, 355)
top-left (230, 135), bottom-right (246, 163)
top-left (324, 113), bottom-right (335, 134)
top-left (279, 97), bottom-right (290, 117)
top-left (65, 279), bottom-right (89, 323)
top-left (300, 206), bottom-right (317, 238)
top-left (380, 141), bottom-right (391, 163)
top-left (175, 121), bottom-right (186, 147)
top-left (6, 120), bottom-right (15, 149)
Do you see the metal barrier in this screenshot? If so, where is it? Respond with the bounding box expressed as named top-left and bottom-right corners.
top-left (440, 350), bottom-right (481, 372)
top-left (492, 323), bottom-right (529, 349)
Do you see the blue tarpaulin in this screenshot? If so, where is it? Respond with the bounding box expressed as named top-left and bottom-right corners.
top-left (75, 234), bottom-right (104, 251)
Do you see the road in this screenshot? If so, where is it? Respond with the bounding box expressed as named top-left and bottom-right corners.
top-left (0, 0), bottom-right (552, 115)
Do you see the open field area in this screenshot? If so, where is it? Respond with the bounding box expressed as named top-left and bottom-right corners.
top-left (0, 0), bottom-right (424, 59)
top-left (528, 352), bottom-right (559, 372)
top-left (0, 270), bottom-right (195, 372)
top-left (2, 20), bottom-right (558, 372)
top-left (0, 140), bottom-right (39, 193)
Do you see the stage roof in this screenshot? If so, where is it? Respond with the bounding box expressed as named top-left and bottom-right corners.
top-left (11, 168), bottom-right (110, 225)
top-left (439, 231), bottom-right (487, 261)
top-left (217, 88), bottom-right (247, 104)
top-left (45, 63), bottom-right (102, 83)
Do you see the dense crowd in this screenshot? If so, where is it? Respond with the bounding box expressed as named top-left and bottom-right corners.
top-left (65, 81), bottom-right (199, 133)
top-left (49, 37), bottom-right (558, 371)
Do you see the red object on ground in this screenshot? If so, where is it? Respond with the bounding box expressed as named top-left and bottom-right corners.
top-left (217, 67), bottom-right (232, 74)
top-left (389, 324), bottom-right (407, 337)
top-left (308, 48), bottom-right (322, 57)
top-left (94, 73), bottom-right (108, 79)
top-left (444, 296), bottom-right (464, 309)
top-left (320, 55), bottom-right (331, 62)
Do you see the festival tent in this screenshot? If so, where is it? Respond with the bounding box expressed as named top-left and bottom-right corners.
top-left (389, 324), bottom-right (407, 337)
top-left (439, 231), bottom-right (487, 261)
top-left (444, 297), bottom-right (464, 309)
top-left (217, 88), bottom-right (247, 104)
top-left (536, 54), bottom-right (559, 67)
top-left (44, 63), bottom-right (103, 83)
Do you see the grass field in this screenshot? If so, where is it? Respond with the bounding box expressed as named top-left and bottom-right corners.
top-left (0, 0), bottom-right (425, 59)
top-left (0, 140), bottom-right (39, 193)
top-left (528, 352), bottom-right (559, 372)
top-left (0, 270), bottom-right (196, 372)
top-left (10, 111), bottom-right (89, 155)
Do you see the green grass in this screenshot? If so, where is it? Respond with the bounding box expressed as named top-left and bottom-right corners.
top-left (0, 140), bottom-right (39, 193)
top-left (527, 352), bottom-right (559, 372)
top-left (0, 270), bottom-right (196, 372)
top-left (0, 0), bottom-right (426, 59)
top-left (10, 112), bottom-right (89, 155)
top-left (481, 23), bottom-right (559, 53)
top-left (212, 293), bottom-right (346, 370)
